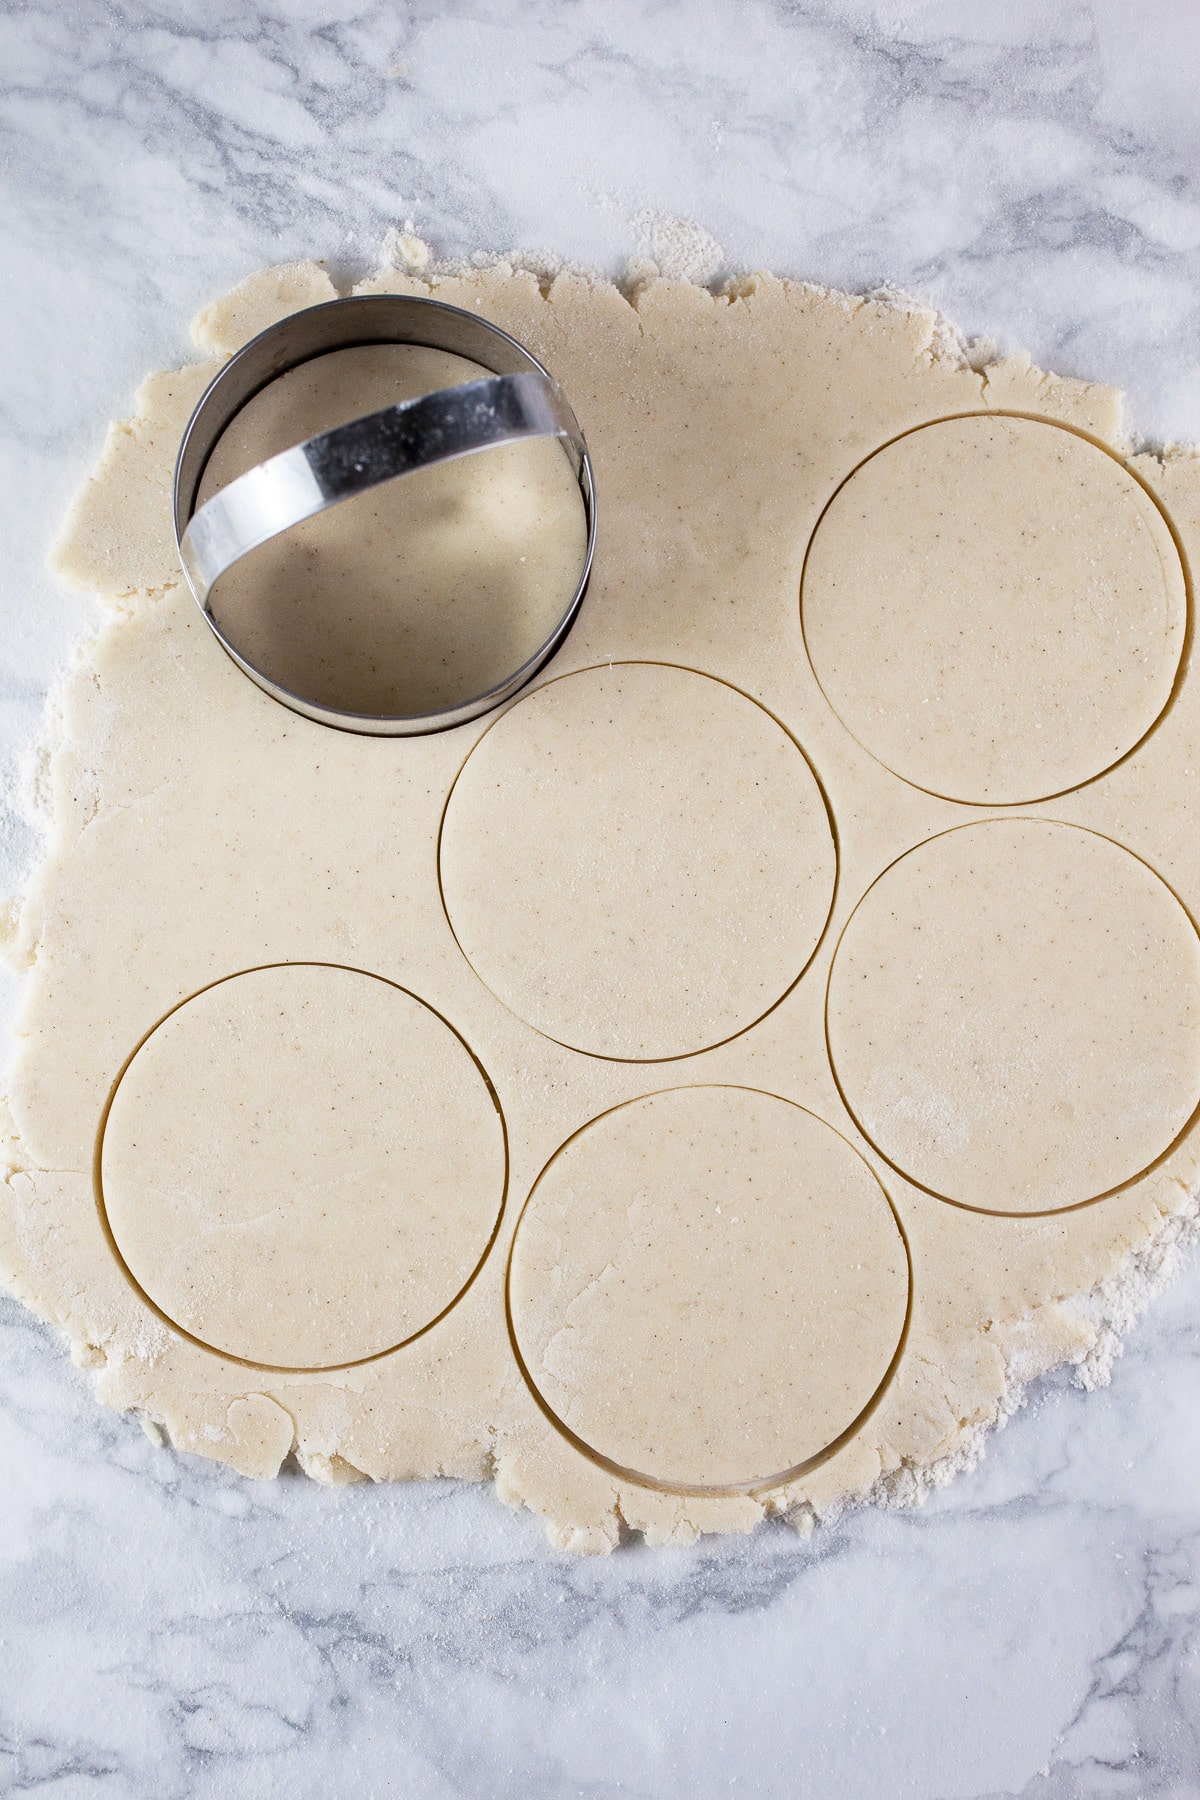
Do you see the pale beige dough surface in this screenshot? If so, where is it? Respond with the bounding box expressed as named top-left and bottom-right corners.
top-left (3, 253), bottom-right (1199, 1553)
top-left (197, 343), bottom-right (587, 719)
top-left (827, 819), bottom-right (1200, 1214)
top-left (508, 1085), bottom-right (909, 1490)
top-left (439, 661), bottom-right (836, 1059)
top-left (802, 414), bottom-right (1187, 805)
top-left (100, 963), bottom-right (507, 1369)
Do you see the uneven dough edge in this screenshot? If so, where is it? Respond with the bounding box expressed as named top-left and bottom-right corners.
top-left (2, 248), bottom-right (1197, 1556)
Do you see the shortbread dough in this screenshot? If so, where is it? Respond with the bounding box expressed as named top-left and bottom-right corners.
top-left (440, 662), bottom-right (836, 1059)
top-left (827, 820), bottom-right (1200, 1214)
top-left (3, 253), bottom-right (1199, 1553)
top-left (100, 964), bottom-right (507, 1368)
top-left (508, 1086), bottom-right (909, 1490)
top-left (801, 415), bottom-right (1187, 804)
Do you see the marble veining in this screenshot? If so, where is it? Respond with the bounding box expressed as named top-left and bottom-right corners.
top-left (2, 2), bottom-right (1200, 1794)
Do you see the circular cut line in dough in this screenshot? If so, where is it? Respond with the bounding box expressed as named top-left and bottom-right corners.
top-left (826, 819), bottom-right (1200, 1215)
top-left (438, 662), bottom-right (838, 1061)
top-left (197, 343), bottom-right (589, 720)
top-left (99, 964), bottom-right (508, 1370)
top-left (507, 1085), bottom-right (911, 1492)
top-left (801, 414), bottom-right (1188, 806)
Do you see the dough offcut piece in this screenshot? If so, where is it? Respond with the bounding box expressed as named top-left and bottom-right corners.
top-left (4, 253), bottom-right (1199, 1553)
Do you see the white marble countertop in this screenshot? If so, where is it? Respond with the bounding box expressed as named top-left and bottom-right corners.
top-left (3, 3), bottom-right (1200, 1795)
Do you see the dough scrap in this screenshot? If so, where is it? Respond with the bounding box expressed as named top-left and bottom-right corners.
top-left (4, 253), bottom-right (1199, 1552)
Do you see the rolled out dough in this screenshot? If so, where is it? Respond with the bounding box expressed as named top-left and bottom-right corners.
top-left (827, 819), bottom-right (1200, 1214)
top-left (100, 963), bottom-right (507, 1369)
top-left (439, 661), bottom-right (836, 1060)
top-left (801, 414), bottom-right (1187, 805)
top-left (3, 251), bottom-right (1199, 1553)
top-left (508, 1085), bottom-right (910, 1491)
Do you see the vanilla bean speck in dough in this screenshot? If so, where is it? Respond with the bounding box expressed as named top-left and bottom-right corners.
top-left (3, 255), bottom-right (1199, 1552)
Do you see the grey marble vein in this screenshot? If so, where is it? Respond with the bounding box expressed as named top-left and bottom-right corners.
top-left (2, 2), bottom-right (1199, 1794)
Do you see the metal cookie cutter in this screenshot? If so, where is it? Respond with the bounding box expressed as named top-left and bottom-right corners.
top-left (173, 294), bottom-right (596, 734)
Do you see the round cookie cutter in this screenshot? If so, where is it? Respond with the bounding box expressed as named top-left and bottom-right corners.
top-left (173, 294), bottom-right (597, 735)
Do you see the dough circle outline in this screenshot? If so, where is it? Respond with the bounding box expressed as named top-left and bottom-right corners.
top-left (825, 820), bottom-right (1200, 1217)
top-left (438, 661), bottom-right (839, 1063)
top-left (800, 410), bottom-right (1191, 807)
top-left (95, 962), bottom-right (509, 1372)
top-left (506, 1084), bottom-right (912, 1495)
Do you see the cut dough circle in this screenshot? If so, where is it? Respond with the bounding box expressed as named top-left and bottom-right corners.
top-left (827, 820), bottom-right (1200, 1214)
top-left (507, 1085), bottom-right (910, 1491)
top-left (439, 663), bottom-right (837, 1060)
top-left (99, 964), bottom-right (507, 1369)
top-left (801, 415), bottom-right (1187, 805)
top-left (196, 344), bottom-right (588, 719)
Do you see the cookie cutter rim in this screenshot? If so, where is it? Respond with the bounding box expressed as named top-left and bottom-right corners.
top-left (172, 294), bottom-right (597, 736)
